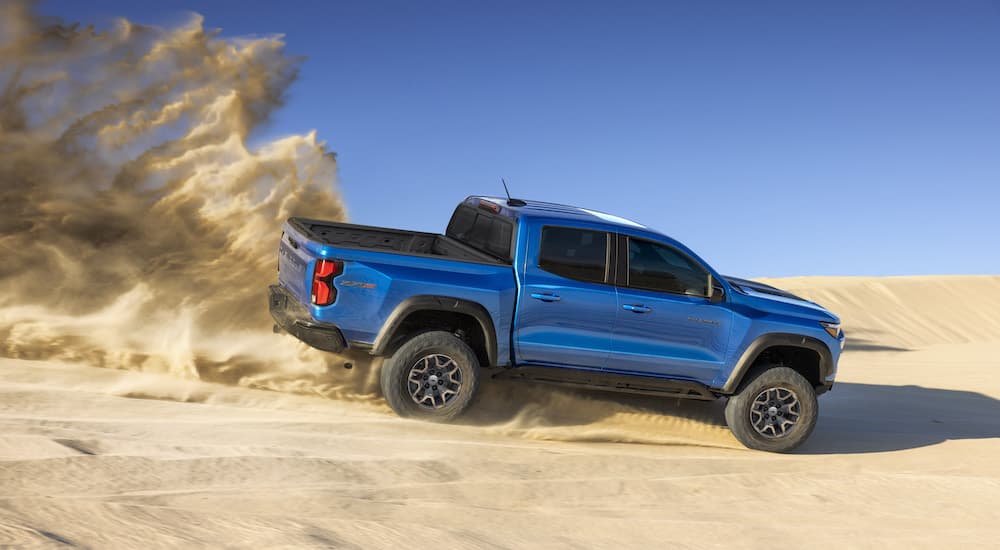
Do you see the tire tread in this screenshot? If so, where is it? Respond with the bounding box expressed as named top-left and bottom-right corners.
top-left (380, 331), bottom-right (480, 421)
top-left (724, 366), bottom-right (818, 452)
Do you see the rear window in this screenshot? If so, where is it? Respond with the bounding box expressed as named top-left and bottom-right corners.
top-left (446, 204), bottom-right (514, 262)
top-left (538, 226), bottom-right (609, 284)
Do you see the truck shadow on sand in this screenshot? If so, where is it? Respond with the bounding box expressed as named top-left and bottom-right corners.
top-left (465, 377), bottom-right (1000, 454)
top-left (796, 382), bottom-right (1000, 454)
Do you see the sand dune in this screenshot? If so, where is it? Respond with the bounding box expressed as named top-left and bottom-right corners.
top-left (763, 275), bottom-right (1000, 349)
top-left (2, 275), bottom-right (1000, 548)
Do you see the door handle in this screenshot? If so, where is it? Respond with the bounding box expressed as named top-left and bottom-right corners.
top-left (623, 304), bottom-right (651, 313)
top-left (530, 293), bottom-right (561, 302)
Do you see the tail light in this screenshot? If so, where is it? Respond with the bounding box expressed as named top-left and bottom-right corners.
top-left (311, 259), bottom-right (343, 306)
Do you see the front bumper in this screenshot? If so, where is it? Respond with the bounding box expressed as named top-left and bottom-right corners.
top-left (268, 284), bottom-right (346, 353)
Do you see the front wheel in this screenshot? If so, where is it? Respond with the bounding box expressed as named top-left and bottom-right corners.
top-left (380, 331), bottom-right (480, 421)
top-left (724, 366), bottom-right (818, 452)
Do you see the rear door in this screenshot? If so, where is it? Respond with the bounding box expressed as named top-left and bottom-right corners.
top-left (610, 235), bottom-right (732, 383)
top-left (514, 224), bottom-right (618, 368)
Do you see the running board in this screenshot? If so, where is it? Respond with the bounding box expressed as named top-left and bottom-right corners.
top-left (493, 365), bottom-right (718, 401)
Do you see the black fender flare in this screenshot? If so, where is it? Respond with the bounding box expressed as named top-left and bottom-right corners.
top-left (371, 295), bottom-right (498, 367)
top-left (721, 333), bottom-right (834, 394)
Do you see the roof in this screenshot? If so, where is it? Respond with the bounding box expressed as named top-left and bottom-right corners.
top-left (471, 196), bottom-right (649, 231)
top-left (461, 195), bottom-right (718, 281)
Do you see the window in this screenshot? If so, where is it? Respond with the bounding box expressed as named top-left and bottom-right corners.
top-left (627, 237), bottom-right (709, 297)
top-left (446, 205), bottom-right (514, 262)
top-left (539, 226), bottom-right (609, 284)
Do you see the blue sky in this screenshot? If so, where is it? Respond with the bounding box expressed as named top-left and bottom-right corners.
top-left (43, 1), bottom-right (1000, 277)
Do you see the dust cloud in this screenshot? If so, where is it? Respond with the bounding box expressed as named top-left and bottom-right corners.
top-left (0, 0), bottom-right (376, 399)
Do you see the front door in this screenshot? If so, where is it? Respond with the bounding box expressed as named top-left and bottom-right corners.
top-left (610, 235), bottom-right (732, 383)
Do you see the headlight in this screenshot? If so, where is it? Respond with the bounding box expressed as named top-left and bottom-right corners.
top-left (820, 321), bottom-right (841, 338)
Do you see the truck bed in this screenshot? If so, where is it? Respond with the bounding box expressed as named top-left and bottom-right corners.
top-left (289, 218), bottom-right (508, 265)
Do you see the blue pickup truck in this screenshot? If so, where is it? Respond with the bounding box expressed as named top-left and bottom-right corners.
top-left (269, 195), bottom-right (845, 452)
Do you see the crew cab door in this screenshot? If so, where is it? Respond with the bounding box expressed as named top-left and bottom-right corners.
top-left (610, 234), bottom-right (732, 384)
top-left (514, 225), bottom-right (617, 368)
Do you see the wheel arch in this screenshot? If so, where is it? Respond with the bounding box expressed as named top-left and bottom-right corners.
top-left (371, 295), bottom-right (498, 367)
top-left (721, 333), bottom-right (834, 395)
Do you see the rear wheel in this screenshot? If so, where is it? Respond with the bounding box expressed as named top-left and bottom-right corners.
top-left (724, 366), bottom-right (818, 452)
top-left (380, 331), bottom-right (480, 421)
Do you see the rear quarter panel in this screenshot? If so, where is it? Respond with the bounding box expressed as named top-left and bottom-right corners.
top-left (280, 221), bottom-right (517, 364)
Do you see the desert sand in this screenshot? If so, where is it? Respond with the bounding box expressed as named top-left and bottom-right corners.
top-left (2, 275), bottom-right (1000, 548)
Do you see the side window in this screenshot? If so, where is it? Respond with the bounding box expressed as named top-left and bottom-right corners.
top-left (538, 226), bottom-right (609, 284)
top-left (627, 237), bottom-right (709, 297)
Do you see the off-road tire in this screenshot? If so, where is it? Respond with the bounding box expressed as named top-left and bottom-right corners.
top-left (380, 331), bottom-right (480, 421)
top-left (724, 366), bottom-right (818, 452)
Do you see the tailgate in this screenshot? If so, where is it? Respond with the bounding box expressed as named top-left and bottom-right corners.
top-left (277, 223), bottom-right (314, 306)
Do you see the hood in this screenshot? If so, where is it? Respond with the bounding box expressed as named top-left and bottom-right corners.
top-left (724, 276), bottom-right (840, 324)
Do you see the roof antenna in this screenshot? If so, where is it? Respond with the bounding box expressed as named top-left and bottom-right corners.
top-left (501, 178), bottom-right (527, 207)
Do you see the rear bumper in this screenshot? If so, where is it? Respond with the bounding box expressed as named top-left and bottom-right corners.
top-left (268, 285), bottom-right (346, 353)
